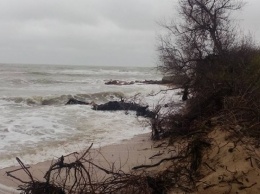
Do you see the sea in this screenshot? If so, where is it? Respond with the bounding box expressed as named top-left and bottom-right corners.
top-left (0, 63), bottom-right (182, 169)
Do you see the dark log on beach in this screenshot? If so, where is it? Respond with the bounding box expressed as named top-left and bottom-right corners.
top-left (92, 101), bottom-right (156, 118)
top-left (66, 98), bottom-right (90, 105)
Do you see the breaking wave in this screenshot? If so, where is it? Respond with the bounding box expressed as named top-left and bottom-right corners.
top-left (2, 92), bottom-right (125, 106)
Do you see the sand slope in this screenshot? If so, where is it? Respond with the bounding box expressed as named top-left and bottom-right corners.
top-left (195, 127), bottom-right (260, 194)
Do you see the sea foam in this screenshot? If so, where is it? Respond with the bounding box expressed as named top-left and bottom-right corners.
top-left (0, 64), bottom-right (182, 168)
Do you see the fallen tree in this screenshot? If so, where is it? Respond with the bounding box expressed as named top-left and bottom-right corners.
top-left (6, 144), bottom-right (152, 194)
top-left (92, 101), bottom-right (156, 118)
top-left (65, 98), bottom-right (156, 118)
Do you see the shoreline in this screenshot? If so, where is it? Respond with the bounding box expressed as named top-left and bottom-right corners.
top-left (0, 132), bottom-right (173, 193)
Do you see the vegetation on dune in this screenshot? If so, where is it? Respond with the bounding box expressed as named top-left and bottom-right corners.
top-left (155, 0), bottom-right (260, 140)
top-left (148, 0), bottom-right (260, 192)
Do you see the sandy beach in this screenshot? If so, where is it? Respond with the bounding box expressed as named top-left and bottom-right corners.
top-left (0, 133), bottom-right (174, 194)
top-left (2, 126), bottom-right (260, 194)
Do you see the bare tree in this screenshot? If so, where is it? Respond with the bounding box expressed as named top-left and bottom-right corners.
top-left (158, 0), bottom-right (244, 94)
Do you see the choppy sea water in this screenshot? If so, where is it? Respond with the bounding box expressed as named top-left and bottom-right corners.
top-left (0, 64), bottom-right (182, 168)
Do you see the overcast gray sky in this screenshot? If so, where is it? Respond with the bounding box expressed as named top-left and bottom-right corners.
top-left (0, 0), bottom-right (259, 67)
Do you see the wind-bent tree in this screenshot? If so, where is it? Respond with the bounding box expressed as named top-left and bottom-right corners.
top-left (158, 0), bottom-right (244, 103)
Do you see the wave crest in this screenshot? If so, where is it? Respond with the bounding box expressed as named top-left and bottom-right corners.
top-left (2, 92), bottom-right (125, 106)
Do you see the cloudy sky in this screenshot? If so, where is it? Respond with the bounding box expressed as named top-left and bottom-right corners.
top-left (0, 0), bottom-right (259, 67)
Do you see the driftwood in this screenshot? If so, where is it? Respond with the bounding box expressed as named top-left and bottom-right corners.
top-left (92, 101), bottom-right (156, 118)
top-left (65, 98), bottom-right (156, 118)
top-left (105, 80), bottom-right (163, 85)
top-left (6, 144), bottom-right (154, 194)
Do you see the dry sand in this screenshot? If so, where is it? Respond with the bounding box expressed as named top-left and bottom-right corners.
top-left (193, 127), bottom-right (260, 194)
top-left (0, 133), bottom-right (173, 194)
